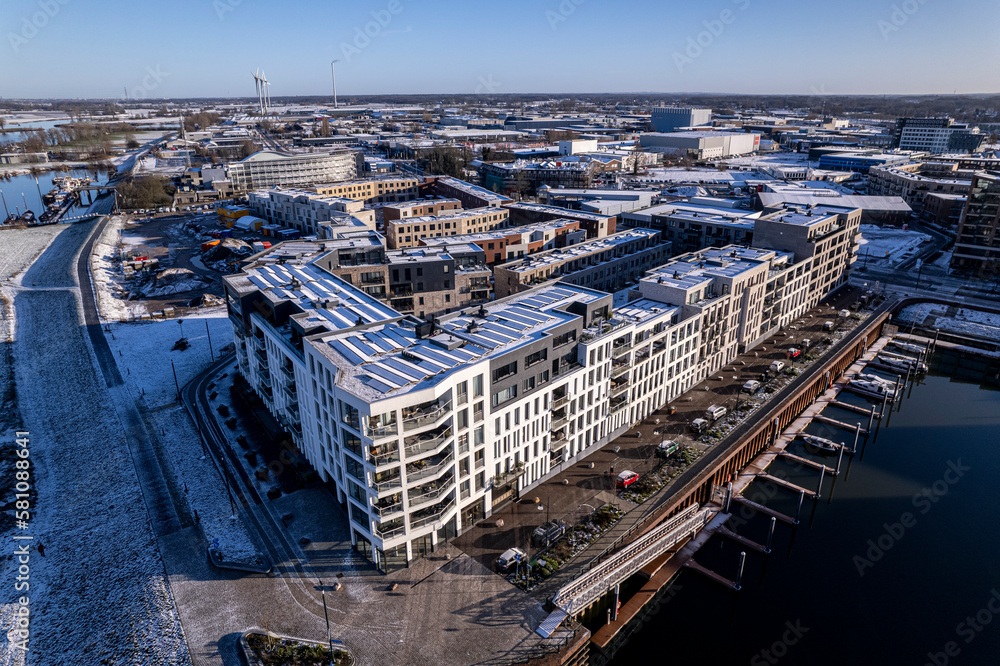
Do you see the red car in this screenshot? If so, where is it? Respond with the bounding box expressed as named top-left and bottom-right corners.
top-left (616, 470), bottom-right (640, 488)
top-left (786, 347), bottom-right (802, 359)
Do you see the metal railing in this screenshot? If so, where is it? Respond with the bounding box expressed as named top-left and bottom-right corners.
top-left (552, 505), bottom-right (709, 616)
top-left (372, 500), bottom-right (404, 518)
top-left (552, 394), bottom-right (570, 409)
top-left (406, 450), bottom-right (454, 484)
top-left (371, 476), bottom-right (402, 493)
top-left (401, 401), bottom-right (452, 431)
top-left (403, 427), bottom-right (452, 458)
top-left (409, 497), bottom-right (456, 530)
top-left (407, 472), bottom-right (455, 508)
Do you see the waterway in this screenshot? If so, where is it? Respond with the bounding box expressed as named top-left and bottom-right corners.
top-left (610, 347), bottom-right (1000, 665)
top-left (0, 168), bottom-right (99, 220)
top-left (0, 118), bottom-right (69, 145)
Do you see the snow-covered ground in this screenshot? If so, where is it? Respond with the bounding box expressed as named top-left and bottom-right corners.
top-left (105, 316), bottom-right (262, 564)
top-left (0, 226), bottom-right (67, 280)
top-left (627, 167), bottom-right (773, 185)
top-left (857, 224), bottom-right (931, 268)
top-left (0, 223), bottom-right (189, 665)
top-left (91, 215), bottom-right (136, 321)
top-left (896, 304), bottom-right (1000, 342)
top-left (107, 317), bottom-right (234, 410)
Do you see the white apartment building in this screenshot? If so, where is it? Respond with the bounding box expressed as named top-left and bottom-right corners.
top-left (249, 187), bottom-right (376, 236)
top-left (227, 150), bottom-right (359, 192)
top-left (222, 229), bottom-right (855, 572)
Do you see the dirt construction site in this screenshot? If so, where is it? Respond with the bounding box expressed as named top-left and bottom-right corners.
top-left (90, 211), bottom-right (262, 321)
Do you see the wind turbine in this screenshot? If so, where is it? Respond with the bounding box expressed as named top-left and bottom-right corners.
top-left (261, 71), bottom-right (271, 114)
top-left (251, 69), bottom-right (263, 116)
top-left (331, 60), bottom-right (340, 108)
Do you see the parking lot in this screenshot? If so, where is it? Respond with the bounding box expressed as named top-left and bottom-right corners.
top-left (453, 286), bottom-right (868, 573)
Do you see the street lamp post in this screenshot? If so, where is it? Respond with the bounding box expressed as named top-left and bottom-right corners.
top-left (177, 318), bottom-right (185, 342)
top-left (320, 580), bottom-right (334, 663)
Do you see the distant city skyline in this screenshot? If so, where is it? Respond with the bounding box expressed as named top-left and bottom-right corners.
top-left (4, 0), bottom-right (1000, 99)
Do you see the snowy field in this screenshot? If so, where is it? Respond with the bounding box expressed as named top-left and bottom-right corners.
top-left (105, 317), bottom-right (261, 564)
top-left (896, 304), bottom-right (1000, 342)
top-left (0, 223), bottom-right (189, 665)
top-left (0, 226), bottom-right (67, 280)
top-left (716, 151), bottom-right (811, 168)
top-left (107, 317), bottom-right (235, 410)
top-left (857, 225), bottom-right (931, 268)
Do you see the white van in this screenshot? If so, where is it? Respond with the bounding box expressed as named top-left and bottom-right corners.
top-left (770, 360), bottom-right (785, 373)
top-left (705, 405), bottom-right (727, 421)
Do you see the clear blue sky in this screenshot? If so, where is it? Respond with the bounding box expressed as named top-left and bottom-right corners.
top-left (3, 0), bottom-right (999, 99)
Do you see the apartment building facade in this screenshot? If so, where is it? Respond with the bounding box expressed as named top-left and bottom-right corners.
top-left (222, 224), bottom-right (857, 573)
top-left (503, 201), bottom-right (616, 239)
top-left (424, 176), bottom-right (512, 209)
top-left (493, 229), bottom-right (669, 298)
top-left (387, 244), bottom-right (492, 318)
top-left (951, 171), bottom-right (1000, 275)
top-left (249, 188), bottom-right (376, 236)
top-left (420, 219), bottom-right (584, 265)
top-left (385, 208), bottom-right (510, 249)
top-left (314, 175), bottom-right (420, 205)
top-left (227, 150), bottom-right (359, 192)
top-left (382, 198), bottom-right (462, 222)
top-left (866, 162), bottom-right (972, 214)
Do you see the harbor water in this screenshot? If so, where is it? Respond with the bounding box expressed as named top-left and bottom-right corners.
top-left (610, 348), bottom-right (1000, 665)
top-left (0, 168), bottom-right (98, 221)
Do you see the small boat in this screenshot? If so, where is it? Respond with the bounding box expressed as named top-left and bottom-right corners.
top-left (876, 353), bottom-right (927, 374)
top-left (856, 372), bottom-right (895, 385)
top-left (800, 434), bottom-right (839, 453)
top-left (4, 213), bottom-right (19, 224)
top-left (19, 210), bottom-right (35, 223)
top-left (849, 378), bottom-right (898, 400)
top-left (891, 340), bottom-right (924, 354)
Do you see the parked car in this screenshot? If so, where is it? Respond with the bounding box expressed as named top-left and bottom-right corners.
top-left (532, 520), bottom-right (567, 547)
top-left (705, 404), bottom-right (727, 421)
top-left (656, 440), bottom-right (680, 458)
top-left (495, 547), bottom-right (526, 573)
top-left (690, 418), bottom-right (709, 434)
top-left (616, 470), bottom-right (640, 489)
top-left (742, 379), bottom-right (761, 393)
top-left (770, 360), bottom-right (785, 373)
top-left (823, 321), bottom-right (835, 331)
top-left (787, 347), bottom-right (802, 359)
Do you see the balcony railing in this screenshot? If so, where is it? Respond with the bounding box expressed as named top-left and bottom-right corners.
top-left (407, 472), bottom-right (455, 508)
top-left (551, 414), bottom-right (569, 430)
top-left (406, 450), bottom-right (454, 484)
top-left (551, 429), bottom-right (567, 443)
top-left (368, 444), bottom-right (400, 468)
top-left (372, 498), bottom-right (404, 519)
top-left (367, 421), bottom-right (398, 440)
top-left (402, 401), bottom-right (452, 432)
top-left (612, 344), bottom-right (632, 358)
top-left (404, 427), bottom-right (452, 459)
top-left (371, 475), bottom-right (402, 494)
top-left (374, 520), bottom-right (406, 540)
top-left (552, 394), bottom-right (569, 409)
top-left (610, 362), bottom-right (630, 378)
top-left (279, 365), bottom-right (294, 381)
top-left (409, 496), bottom-right (456, 530)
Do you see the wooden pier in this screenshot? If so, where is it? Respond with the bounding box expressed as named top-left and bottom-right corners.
top-left (732, 496), bottom-right (798, 524)
top-left (717, 526), bottom-right (769, 553)
top-left (683, 559), bottom-right (738, 589)
top-left (756, 472), bottom-right (818, 498)
top-left (829, 400), bottom-right (876, 417)
top-left (778, 451), bottom-right (835, 474)
top-left (812, 414), bottom-right (868, 435)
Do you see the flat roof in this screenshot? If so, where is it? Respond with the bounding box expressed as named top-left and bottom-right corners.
top-left (502, 229), bottom-right (659, 273)
top-left (504, 202), bottom-right (612, 222)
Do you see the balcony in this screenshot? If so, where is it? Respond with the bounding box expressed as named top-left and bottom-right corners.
top-left (372, 494), bottom-right (404, 519)
top-left (552, 393), bottom-right (569, 409)
top-left (409, 494), bottom-right (456, 530)
top-left (635, 348), bottom-right (650, 363)
top-left (374, 518), bottom-right (406, 541)
top-left (279, 364), bottom-right (294, 381)
top-left (550, 412), bottom-right (569, 430)
top-left (360, 275), bottom-right (385, 285)
top-left (368, 442), bottom-right (400, 468)
top-left (407, 471), bottom-right (455, 508)
top-left (402, 399), bottom-right (452, 432)
top-left (406, 449), bottom-right (454, 484)
top-left (551, 429), bottom-right (567, 444)
top-left (610, 360), bottom-right (630, 378)
top-left (371, 473), bottom-right (402, 494)
top-left (255, 347), bottom-right (268, 363)
top-left (403, 424), bottom-right (453, 459)
top-left (610, 394), bottom-right (628, 413)
top-left (367, 420), bottom-right (398, 440)
top-left (612, 344), bottom-right (632, 359)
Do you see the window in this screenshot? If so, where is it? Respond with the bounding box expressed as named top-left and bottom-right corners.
top-left (344, 456), bottom-right (364, 481)
top-left (492, 361), bottom-right (517, 382)
top-left (473, 374), bottom-right (484, 398)
top-left (456, 381), bottom-right (468, 405)
top-left (525, 349), bottom-right (547, 367)
top-left (458, 408), bottom-right (469, 430)
top-left (348, 480), bottom-right (365, 503)
top-left (492, 385), bottom-right (517, 407)
top-left (474, 425), bottom-right (484, 447)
